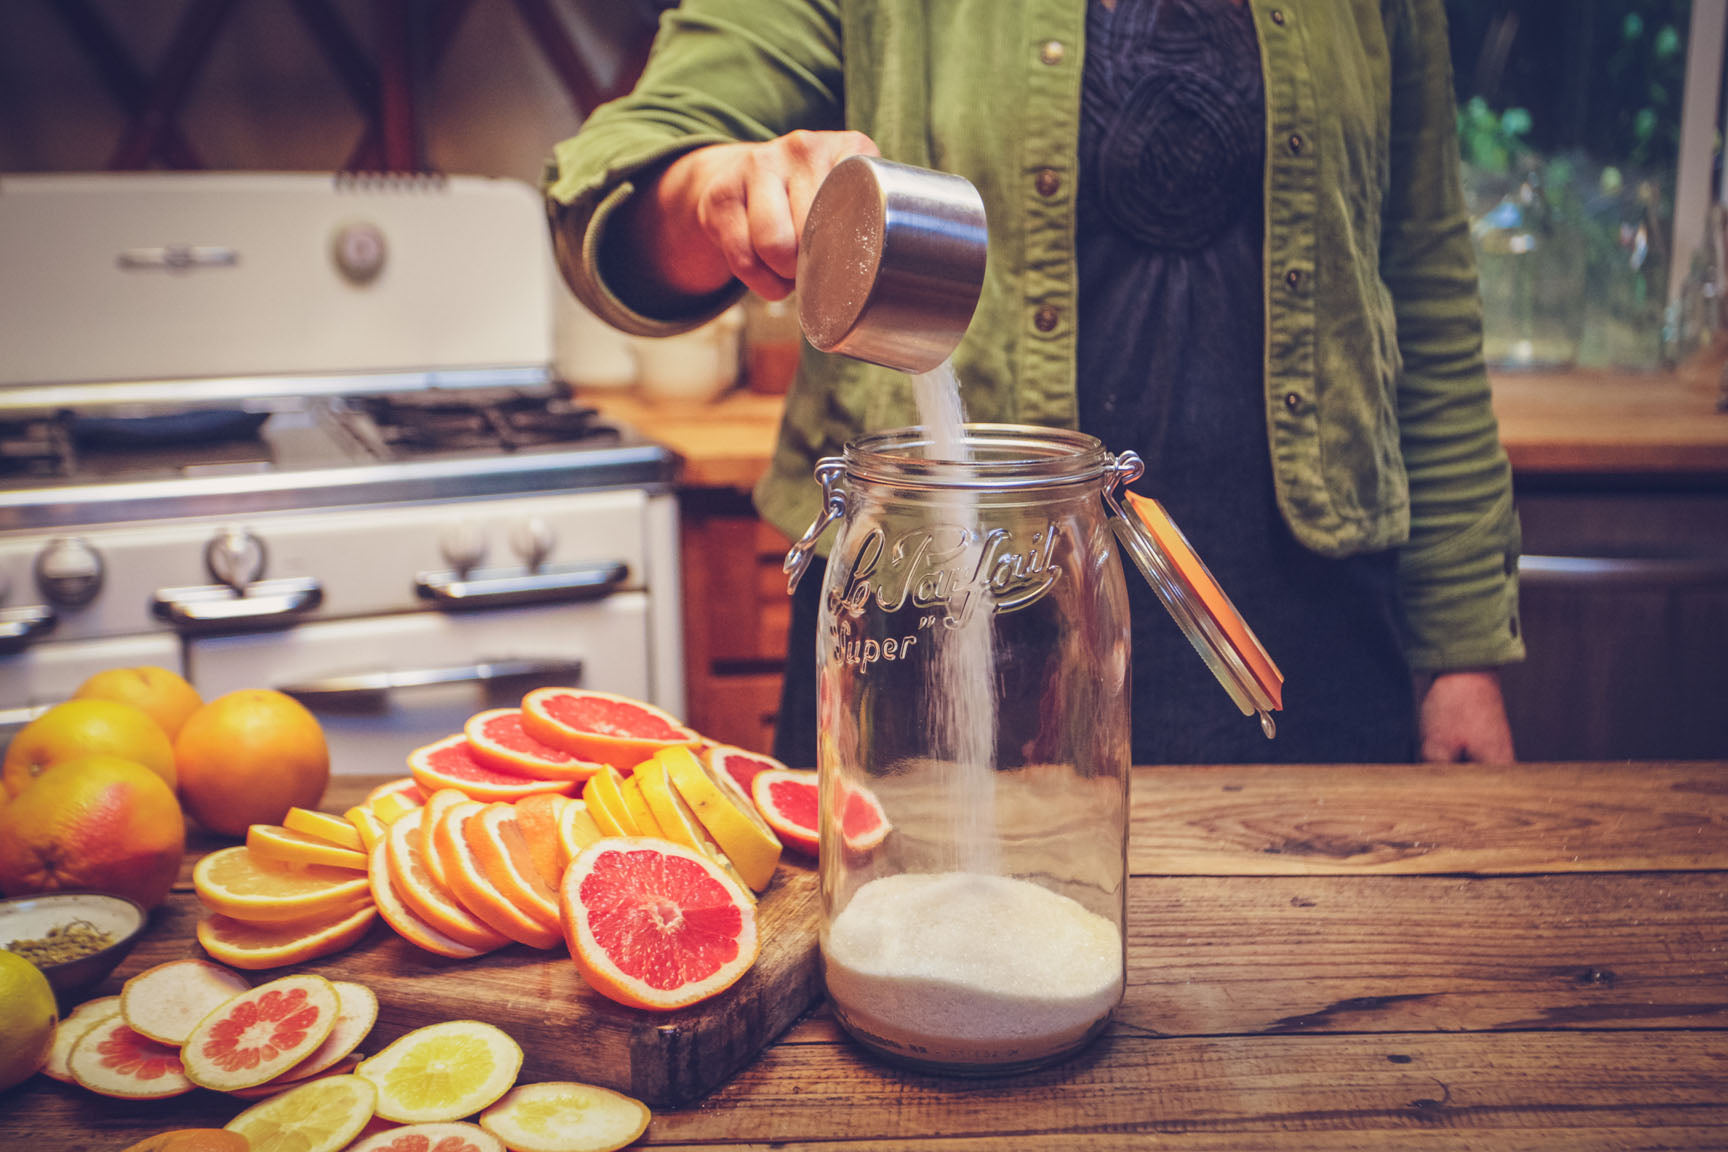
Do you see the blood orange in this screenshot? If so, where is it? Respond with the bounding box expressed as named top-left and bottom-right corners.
top-left (519, 689), bottom-right (698, 772)
top-left (408, 735), bottom-right (580, 803)
top-left (559, 838), bottom-right (759, 1011)
top-left (465, 709), bottom-right (603, 782)
top-left (703, 744), bottom-right (789, 797)
top-left (751, 768), bottom-right (891, 857)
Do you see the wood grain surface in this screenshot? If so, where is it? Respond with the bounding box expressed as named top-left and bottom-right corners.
top-left (6, 761), bottom-right (1727, 1150)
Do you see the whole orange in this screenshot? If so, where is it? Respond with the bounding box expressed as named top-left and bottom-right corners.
top-left (73, 665), bottom-right (204, 741)
top-left (119, 1131), bottom-right (250, 1152)
top-left (175, 689), bottom-right (329, 837)
top-left (2, 698), bottom-right (177, 799)
top-left (0, 754), bottom-right (185, 909)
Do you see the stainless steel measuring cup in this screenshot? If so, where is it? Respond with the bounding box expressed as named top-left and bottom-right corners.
top-left (796, 155), bottom-right (988, 375)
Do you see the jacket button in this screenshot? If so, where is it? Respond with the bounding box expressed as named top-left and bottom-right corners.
top-left (1039, 40), bottom-right (1065, 66)
top-left (1270, 9), bottom-right (1286, 25)
top-left (1034, 306), bottom-right (1060, 332)
top-left (1283, 391), bottom-right (1302, 411)
top-left (1288, 133), bottom-right (1305, 155)
top-left (1035, 169), bottom-right (1062, 197)
top-left (1284, 267), bottom-right (1304, 291)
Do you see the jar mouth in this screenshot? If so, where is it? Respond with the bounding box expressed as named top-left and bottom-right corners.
top-left (844, 423), bottom-right (1115, 490)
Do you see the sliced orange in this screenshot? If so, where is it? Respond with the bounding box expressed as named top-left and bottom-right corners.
top-left (369, 790), bottom-right (423, 826)
top-left (659, 745), bottom-right (782, 892)
top-left (480, 1082), bottom-right (651, 1152)
top-left (368, 838), bottom-right (498, 960)
top-left (418, 787), bottom-right (473, 891)
top-left (512, 792), bottom-right (569, 890)
top-left (346, 805), bottom-right (388, 851)
top-left (284, 806), bottom-right (365, 852)
top-left (555, 800), bottom-right (605, 873)
top-left (366, 777), bottom-right (427, 809)
top-left (409, 734), bottom-right (580, 803)
top-left (465, 708), bottom-right (604, 782)
top-left (580, 766), bottom-right (638, 837)
top-left (225, 1072), bottom-right (378, 1152)
top-left (463, 802), bottom-right (562, 931)
top-left (181, 973), bottom-right (340, 1091)
top-left (432, 800), bottom-right (561, 950)
top-left (196, 903), bottom-right (378, 971)
top-left (635, 757), bottom-right (756, 902)
top-left (193, 845), bottom-right (373, 924)
top-left (248, 824), bottom-right (370, 871)
top-left (357, 1020), bottom-right (523, 1124)
top-left (384, 809), bottom-right (510, 953)
top-left (520, 688), bottom-right (699, 772)
top-left (560, 837), bottom-right (759, 1011)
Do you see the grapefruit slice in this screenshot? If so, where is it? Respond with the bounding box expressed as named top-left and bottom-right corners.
top-left (409, 734), bottom-right (580, 802)
top-left (480, 1082), bottom-right (651, 1152)
top-left (703, 743), bottom-right (790, 797)
top-left (368, 837), bottom-right (499, 960)
top-left (45, 995), bottom-right (122, 1083)
top-left (752, 767), bottom-right (891, 857)
top-left (348, 1122), bottom-right (505, 1152)
top-left (559, 837), bottom-right (759, 1011)
top-left (120, 958), bottom-right (251, 1046)
top-left (225, 1052), bottom-right (363, 1100)
top-left (196, 903), bottom-right (378, 971)
top-left (193, 845), bottom-right (372, 924)
top-left (225, 1072), bottom-right (378, 1152)
top-left (248, 823), bottom-right (370, 871)
top-left (384, 809), bottom-right (511, 954)
top-left (357, 1019), bottom-right (523, 1124)
top-left (276, 979), bottom-right (378, 1082)
top-left (659, 745), bottom-right (782, 891)
top-left (520, 688), bottom-right (699, 771)
top-left (465, 708), bottom-right (604, 782)
top-left (66, 1016), bottom-right (193, 1099)
top-left (181, 972), bottom-right (341, 1090)
top-left (432, 800), bottom-right (562, 949)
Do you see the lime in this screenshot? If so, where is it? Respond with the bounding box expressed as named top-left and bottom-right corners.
top-left (0, 948), bottom-right (58, 1091)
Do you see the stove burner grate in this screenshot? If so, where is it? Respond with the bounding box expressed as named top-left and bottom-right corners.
top-left (0, 416), bottom-right (73, 479)
top-left (350, 395), bottom-right (619, 456)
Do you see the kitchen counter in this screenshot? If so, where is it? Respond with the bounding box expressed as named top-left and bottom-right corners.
top-left (7, 760), bottom-right (1728, 1149)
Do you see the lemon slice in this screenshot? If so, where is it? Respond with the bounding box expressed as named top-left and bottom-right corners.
top-left (659, 745), bottom-right (781, 891)
top-left (357, 1019), bottom-right (523, 1124)
top-left (635, 757), bottom-right (757, 903)
top-left (581, 767), bottom-right (638, 837)
top-left (480, 1081), bottom-right (651, 1152)
top-left (226, 1072), bottom-right (377, 1152)
top-left (284, 806), bottom-right (366, 851)
top-left (345, 805), bottom-right (388, 851)
top-left (619, 774), bottom-right (666, 838)
top-left (248, 824), bottom-right (370, 871)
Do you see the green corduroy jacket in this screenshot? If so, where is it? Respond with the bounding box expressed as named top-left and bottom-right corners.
top-left (545, 0), bottom-right (1525, 673)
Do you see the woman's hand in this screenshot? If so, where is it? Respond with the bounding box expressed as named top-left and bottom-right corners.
top-left (616, 130), bottom-right (880, 306)
top-left (1418, 670), bottom-right (1517, 763)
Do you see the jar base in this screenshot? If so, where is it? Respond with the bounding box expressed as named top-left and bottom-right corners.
top-left (830, 1002), bottom-right (1113, 1077)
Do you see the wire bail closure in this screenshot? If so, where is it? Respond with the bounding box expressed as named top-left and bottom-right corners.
top-left (784, 457), bottom-right (848, 594)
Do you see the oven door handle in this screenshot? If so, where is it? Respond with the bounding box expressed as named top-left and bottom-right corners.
top-left (0, 605), bottom-right (57, 654)
top-left (415, 561), bottom-right (629, 610)
top-left (152, 577), bottom-right (324, 632)
top-left (279, 658), bottom-right (585, 708)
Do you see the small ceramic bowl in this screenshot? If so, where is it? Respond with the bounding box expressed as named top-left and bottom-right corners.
top-left (0, 892), bottom-right (147, 1002)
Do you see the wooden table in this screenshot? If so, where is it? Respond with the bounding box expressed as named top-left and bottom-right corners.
top-left (7, 761), bottom-right (1728, 1149)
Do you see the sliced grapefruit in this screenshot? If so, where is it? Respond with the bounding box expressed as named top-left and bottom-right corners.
top-left (45, 996), bottom-right (122, 1083)
top-left (520, 688), bottom-right (699, 771)
top-left (357, 1019), bottom-right (523, 1124)
top-left (559, 837), bottom-right (759, 1011)
top-left (703, 743), bottom-right (790, 797)
top-left (465, 708), bottom-right (604, 782)
top-left (431, 800), bottom-right (562, 949)
top-left (480, 1082), bottom-right (651, 1152)
top-left (348, 1122), bottom-right (504, 1152)
top-left (225, 1052), bottom-right (363, 1100)
top-left (275, 979), bottom-right (378, 1082)
top-left (368, 837), bottom-right (499, 960)
top-left (181, 973), bottom-right (340, 1091)
top-left (66, 1016), bottom-right (193, 1099)
top-left (752, 767), bottom-right (891, 857)
top-left (193, 845), bottom-right (373, 924)
top-left (409, 734), bottom-right (580, 803)
top-left (660, 745), bottom-right (782, 891)
top-left (225, 1072), bottom-right (378, 1152)
top-left (196, 903), bottom-right (378, 971)
top-left (120, 958), bottom-right (251, 1046)
top-left (366, 777), bottom-right (427, 808)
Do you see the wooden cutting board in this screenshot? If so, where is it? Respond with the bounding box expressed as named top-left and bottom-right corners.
top-left (136, 842), bottom-right (825, 1109)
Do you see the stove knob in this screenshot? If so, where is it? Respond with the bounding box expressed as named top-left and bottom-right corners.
top-left (440, 522), bottom-right (488, 574)
top-left (35, 538), bottom-right (104, 607)
top-left (511, 517), bottom-right (555, 572)
top-left (332, 221), bottom-right (387, 285)
top-left (206, 528), bottom-right (267, 593)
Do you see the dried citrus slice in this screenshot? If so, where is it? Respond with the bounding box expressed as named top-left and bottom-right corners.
top-left (384, 809), bottom-right (510, 953)
top-left (703, 743), bottom-right (790, 797)
top-left (465, 708), bottom-right (604, 782)
top-left (480, 1082), bottom-right (651, 1152)
top-left (418, 787), bottom-right (473, 891)
top-left (432, 800), bottom-right (562, 949)
top-left (120, 958), bottom-right (251, 1046)
top-left (618, 774), bottom-right (666, 838)
top-left (196, 903), bottom-right (378, 971)
top-left (193, 845), bottom-right (372, 924)
top-left (181, 972), bottom-right (340, 1090)
top-left (520, 688), bottom-right (699, 772)
top-left (660, 745), bottom-right (782, 891)
top-left (357, 1019), bottom-right (523, 1124)
top-left (368, 837), bottom-right (498, 960)
top-left (284, 806), bottom-right (366, 851)
top-left (45, 995), bottom-right (121, 1083)
top-left (513, 792), bottom-right (570, 889)
top-left (225, 1072), bottom-right (377, 1152)
top-left (555, 800), bottom-right (605, 872)
top-left (559, 837), bottom-right (760, 1011)
top-left (635, 757), bottom-right (757, 902)
top-left (366, 777), bottom-right (427, 809)
top-left (67, 1016), bottom-right (193, 1099)
top-left (580, 766), bottom-right (638, 837)
top-left (347, 1121), bottom-right (504, 1152)
top-left (410, 734), bottom-right (580, 802)
top-left (248, 823), bottom-right (371, 871)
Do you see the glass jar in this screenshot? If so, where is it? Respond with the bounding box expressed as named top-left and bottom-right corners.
top-left (784, 425), bottom-right (1138, 1074)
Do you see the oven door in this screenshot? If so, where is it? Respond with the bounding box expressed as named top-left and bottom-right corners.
top-left (188, 596), bottom-right (658, 774)
top-left (0, 634), bottom-right (187, 740)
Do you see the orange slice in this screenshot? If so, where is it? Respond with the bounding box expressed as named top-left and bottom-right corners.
top-left (560, 837), bottom-right (759, 1011)
top-left (193, 845), bottom-right (373, 924)
top-left (225, 1072), bottom-right (378, 1152)
top-left (196, 903), bottom-right (378, 971)
top-left (368, 838), bottom-right (497, 960)
top-left (346, 805), bottom-right (388, 851)
top-left (465, 708), bottom-right (604, 782)
top-left (356, 1020), bottom-right (523, 1124)
top-left (366, 777), bottom-right (427, 809)
top-left (248, 824), bottom-right (371, 871)
top-left (463, 802), bottom-right (562, 931)
top-left (432, 801), bottom-right (562, 949)
top-left (520, 688), bottom-right (699, 772)
top-left (283, 806), bottom-right (365, 851)
top-left (384, 809), bottom-right (510, 954)
top-left (419, 787), bottom-right (474, 891)
top-left (181, 972), bottom-right (341, 1091)
top-left (409, 734), bottom-right (580, 802)
top-left (513, 792), bottom-right (570, 890)
top-left (480, 1082), bottom-right (651, 1152)
top-left (370, 790), bottom-right (424, 826)
top-left (555, 800), bottom-right (605, 873)
top-left (580, 766), bottom-right (638, 837)
top-left (120, 958), bottom-right (251, 1046)
top-left (659, 745), bottom-right (782, 891)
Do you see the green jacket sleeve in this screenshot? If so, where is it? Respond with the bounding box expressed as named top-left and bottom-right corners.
top-left (1381, 0), bottom-right (1525, 672)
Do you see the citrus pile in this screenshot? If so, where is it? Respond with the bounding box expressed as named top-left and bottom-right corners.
top-left (36, 956), bottom-right (651, 1152)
